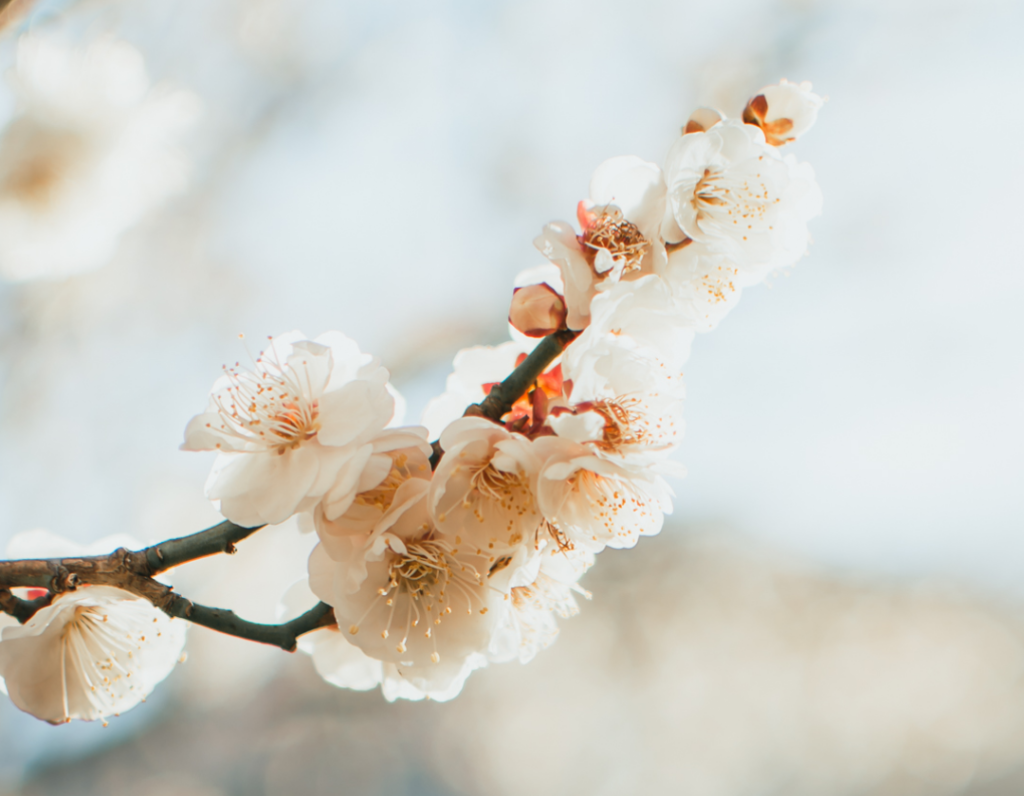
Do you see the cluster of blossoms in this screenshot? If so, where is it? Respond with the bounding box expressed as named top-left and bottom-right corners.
top-left (184, 80), bottom-right (824, 701)
top-left (0, 79), bottom-right (823, 720)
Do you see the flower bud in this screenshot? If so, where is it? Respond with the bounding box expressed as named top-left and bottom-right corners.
top-left (683, 107), bottom-right (724, 134)
top-left (508, 283), bottom-right (567, 338)
top-left (742, 79), bottom-right (823, 146)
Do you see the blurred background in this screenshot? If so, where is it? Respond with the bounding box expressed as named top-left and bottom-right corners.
top-left (0, 0), bottom-right (1022, 793)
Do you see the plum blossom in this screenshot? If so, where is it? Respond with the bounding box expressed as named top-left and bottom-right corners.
top-left (429, 417), bottom-right (543, 555)
top-left (314, 441), bottom-right (432, 562)
top-left (0, 586), bottom-right (187, 724)
top-left (182, 330), bottom-right (427, 527)
top-left (656, 240), bottom-right (743, 332)
top-left (0, 34), bottom-right (199, 282)
top-left (683, 107), bottom-right (725, 134)
top-left (535, 156), bottom-right (667, 330)
top-left (566, 275), bottom-right (695, 378)
top-left (0, 531), bottom-right (186, 724)
top-left (308, 474), bottom-right (521, 697)
top-left (662, 119), bottom-right (822, 281)
top-left (742, 79), bottom-right (824, 146)
top-left (533, 436), bottom-right (673, 553)
top-left (281, 577), bottom-right (482, 701)
top-left (489, 550), bottom-right (592, 664)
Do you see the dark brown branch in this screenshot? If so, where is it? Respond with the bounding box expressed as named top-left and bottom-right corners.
top-left (0, 551), bottom-right (337, 651)
top-left (0, 588), bottom-right (52, 623)
top-left (137, 519), bottom-right (265, 575)
top-left (470, 328), bottom-right (577, 421)
top-left (0, 519), bottom-right (265, 597)
top-left (160, 596), bottom-right (336, 652)
top-left (430, 328), bottom-right (577, 470)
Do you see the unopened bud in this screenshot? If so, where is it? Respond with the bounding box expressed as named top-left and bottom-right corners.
top-left (742, 79), bottom-right (823, 146)
top-left (683, 107), bottom-right (725, 134)
top-left (509, 283), bottom-right (567, 338)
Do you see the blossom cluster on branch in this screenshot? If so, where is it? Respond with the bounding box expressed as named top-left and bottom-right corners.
top-left (0, 79), bottom-right (824, 721)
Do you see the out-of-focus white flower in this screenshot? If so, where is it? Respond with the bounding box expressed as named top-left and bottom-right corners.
top-left (662, 119), bottom-right (822, 281)
top-left (0, 530), bottom-right (186, 725)
top-left (742, 79), bottom-right (824, 146)
top-left (683, 107), bottom-right (725, 134)
top-left (489, 548), bottom-right (591, 664)
top-left (533, 436), bottom-right (672, 553)
top-left (656, 241), bottom-right (743, 332)
top-left (0, 34), bottom-right (199, 282)
top-left (309, 478), bottom-right (517, 697)
top-left (566, 275), bottom-right (695, 378)
top-left (182, 331), bottom-right (428, 527)
top-left (430, 417), bottom-right (542, 554)
top-left (535, 156), bottom-right (667, 330)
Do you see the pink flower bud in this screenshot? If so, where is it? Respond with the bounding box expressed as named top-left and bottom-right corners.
top-left (683, 107), bottom-right (725, 134)
top-left (742, 79), bottom-right (823, 146)
top-left (509, 283), bottom-right (567, 338)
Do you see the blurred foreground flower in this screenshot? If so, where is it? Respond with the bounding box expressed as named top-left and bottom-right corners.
top-left (0, 34), bottom-right (199, 282)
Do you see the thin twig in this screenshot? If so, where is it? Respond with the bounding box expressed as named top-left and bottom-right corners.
top-left (470, 329), bottom-right (577, 421)
top-left (160, 596), bottom-right (336, 652)
top-left (429, 328), bottom-right (576, 469)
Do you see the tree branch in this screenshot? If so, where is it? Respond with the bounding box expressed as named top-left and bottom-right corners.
top-left (429, 328), bottom-right (577, 469)
top-left (0, 331), bottom-right (577, 636)
top-left (137, 519), bottom-right (265, 575)
top-left (0, 588), bottom-right (52, 623)
top-left (159, 596), bottom-right (336, 652)
top-left (471, 328), bottom-right (577, 421)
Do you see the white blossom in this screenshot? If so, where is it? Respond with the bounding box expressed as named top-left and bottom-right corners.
top-left (308, 473), bottom-right (522, 695)
top-left (284, 576), bottom-right (488, 702)
top-left (566, 275), bottom-right (695, 378)
top-left (656, 240), bottom-right (743, 332)
top-left (429, 417), bottom-right (543, 554)
top-left (742, 79), bottom-right (824, 146)
top-left (0, 34), bottom-right (198, 282)
top-left (533, 436), bottom-right (673, 553)
top-left (535, 156), bottom-right (667, 330)
top-left (182, 330), bottom-right (427, 527)
top-left (662, 119), bottom-right (822, 281)
top-left (0, 531), bottom-right (186, 725)
top-left (489, 548), bottom-right (592, 664)
top-left (314, 441), bottom-right (432, 562)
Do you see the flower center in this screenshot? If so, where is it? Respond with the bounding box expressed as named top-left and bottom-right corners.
top-left (348, 536), bottom-right (487, 662)
top-left (470, 462), bottom-right (527, 503)
top-left (691, 166), bottom-right (775, 234)
top-left (0, 122), bottom-right (91, 209)
top-left (354, 453), bottom-right (416, 511)
top-left (211, 355), bottom-right (321, 454)
top-left (579, 208), bottom-right (649, 274)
